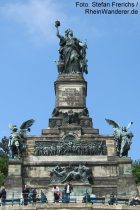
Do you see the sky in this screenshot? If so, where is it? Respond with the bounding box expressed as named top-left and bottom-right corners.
top-left (0, 0), bottom-right (139, 160)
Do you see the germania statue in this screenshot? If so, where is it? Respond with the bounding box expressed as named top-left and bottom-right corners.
top-left (55, 20), bottom-right (88, 75)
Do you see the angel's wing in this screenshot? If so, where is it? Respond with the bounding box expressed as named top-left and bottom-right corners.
top-left (105, 118), bottom-right (122, 140)
top-left (105, 118), bottom-right (120, 129)
top-left (20, 119), bottom-right (35, 130)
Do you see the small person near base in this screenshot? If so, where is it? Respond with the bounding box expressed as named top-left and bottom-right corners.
top-left (64, 182), bottom-right (73, 203)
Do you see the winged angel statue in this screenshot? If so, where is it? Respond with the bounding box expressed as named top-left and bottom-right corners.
top-left (8, 119), bottom-right (34, 159)
top-left (105, 119), bottom-right (133, 157)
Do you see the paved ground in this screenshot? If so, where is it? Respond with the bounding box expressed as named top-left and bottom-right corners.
top-left (0, 203), bottom-right (140, 210)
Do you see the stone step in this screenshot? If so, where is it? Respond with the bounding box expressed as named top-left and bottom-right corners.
top-left (0, 203), bottom-right (140, 210)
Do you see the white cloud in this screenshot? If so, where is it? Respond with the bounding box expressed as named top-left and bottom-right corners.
top-left (0, 0), bottom-right (108, 45)
top-left (0, 0), bottom-right (67, 44)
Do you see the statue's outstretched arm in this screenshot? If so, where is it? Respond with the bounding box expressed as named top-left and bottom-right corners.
top-left (55, 20), bottom-right (61, 38)
top-left (56, 27), bottom-right (62, 39)
top-left (126, 121), bottom-right (133, 130)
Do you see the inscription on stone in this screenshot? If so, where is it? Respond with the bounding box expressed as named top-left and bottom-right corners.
top-left (62, 88), bottom-right (80, 97)
top-left (58, 86), bottom-right (85, 107)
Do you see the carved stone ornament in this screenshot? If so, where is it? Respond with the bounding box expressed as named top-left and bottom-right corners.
top-left (34, 140), bottom-right (107, 156)
top-left (50, 164), bottom-right (93, 184)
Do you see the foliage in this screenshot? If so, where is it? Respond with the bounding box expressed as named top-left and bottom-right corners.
top-left (132, 160), bottom-right (140, 184)
top-left (0, 136), bottom-right (9, 155)
top-left (0, 155), bottom-right (8, 186)
top-left (0, 172), bottom-right (5, 186)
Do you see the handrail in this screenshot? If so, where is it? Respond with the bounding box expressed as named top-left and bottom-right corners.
top-left (1, 190), bottom-right (138, 207)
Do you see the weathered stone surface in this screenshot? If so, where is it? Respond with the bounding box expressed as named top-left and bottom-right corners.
top-left (82, 128), bottom-right (99, 134)
top-left (5, 160), bottom-right (23, 198)
top-left (56, 84), bottom-right (85, 107)
top-left (137, 184), bottom-right (140, 194)
top-left (117, 176), bottom-right (138, 195)
top-left (93, 165), bottom-right (118, 177)
top-left (42, 128), bottom-right (60, 135)
top-left (2, 203), bottom-right (140, 210)
top-left (24, 155), bottom-right (108, 164)
top-left (55, 75), bottom-right (87, 108)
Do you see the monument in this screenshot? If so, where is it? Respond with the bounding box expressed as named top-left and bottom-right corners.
top-left (4, 21), bottom-right (137, 199)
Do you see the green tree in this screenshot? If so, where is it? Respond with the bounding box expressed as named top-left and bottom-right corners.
top-left (0, 136), bottom-right (9, 155)
top-left (0, 154), bottom-right (8, 186)
top-left (132, 160), bottom-right (140, 184)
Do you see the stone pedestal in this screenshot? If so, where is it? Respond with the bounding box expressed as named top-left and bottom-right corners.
top-left (48, 74), bottom-right (95, 130)
top-left (55, 74), bottom-right (87, 108)
top-left (117, 157), bottom-right (138, 195)
top-left (5, 73), bottom-right (137, 199)
top-left (5, 159), bottom-right (23, 198)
